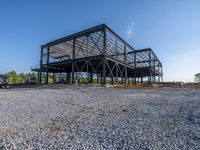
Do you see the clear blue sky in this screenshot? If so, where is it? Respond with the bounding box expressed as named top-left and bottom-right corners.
top-left (0, 0), bottom-right (200, 82)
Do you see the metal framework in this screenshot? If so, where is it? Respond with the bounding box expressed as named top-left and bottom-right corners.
top-left (32, 24), bottom-right (163, 85)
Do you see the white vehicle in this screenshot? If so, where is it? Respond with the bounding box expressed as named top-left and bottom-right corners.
top-left (26, 76), bottom-right (37, 84)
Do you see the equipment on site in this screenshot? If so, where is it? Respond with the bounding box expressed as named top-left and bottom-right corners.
top-left (0, 74), bottom-right (8, 88)
top-left (26, 76), bottom-right (37, 84)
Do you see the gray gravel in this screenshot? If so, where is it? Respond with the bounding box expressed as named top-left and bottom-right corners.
top-left (0, 85), bottom-right (200, 149)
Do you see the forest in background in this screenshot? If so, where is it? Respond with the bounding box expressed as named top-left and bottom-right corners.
top-left (3, 71), bottom-right (200, 85)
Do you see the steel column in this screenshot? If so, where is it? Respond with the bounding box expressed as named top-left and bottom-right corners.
top-left (149, 49), bottom-right (152, 84)
top-left (45, 46), bottom-right (50, 84)
top-left (72, 38), bottom-right (76, 84)
top-left (134, 51), bottom-right (137, 84)
top-left (161, 65), bottom-right (163, 83)
top-left (124, 44), bottom-right (127, 85)
top-left (39, 46), bottom-right (43, 84)
top-left (90, 73), bottom-right (93, 83)
top-left (102, 26), bottom-right (106, 84)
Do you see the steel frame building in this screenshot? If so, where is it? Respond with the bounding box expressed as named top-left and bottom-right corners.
top-left (32, 24), bottom-right (163, 85)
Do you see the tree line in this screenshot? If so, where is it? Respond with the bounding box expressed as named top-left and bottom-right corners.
top-left (5, 71), bottom-right (36, 84)
top-left (4, 71), bottom-right (58, 84)
top-left (3, 71), bottom-right (200, 84)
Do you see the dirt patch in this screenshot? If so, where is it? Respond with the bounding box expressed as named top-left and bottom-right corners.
top-left (122, 108), bottom-right (129, 112)
top-left (50, 126), bottom-right (62, 134)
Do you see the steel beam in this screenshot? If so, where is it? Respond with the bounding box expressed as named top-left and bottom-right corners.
top-left (43, 24), bottom-right (104, 47)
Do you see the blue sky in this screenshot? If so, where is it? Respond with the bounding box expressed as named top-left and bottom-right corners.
top-left (0, 0), bottom-right (200, 82)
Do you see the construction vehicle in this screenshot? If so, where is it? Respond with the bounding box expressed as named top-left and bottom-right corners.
top-left (0, 74), bottom-right (8, 88)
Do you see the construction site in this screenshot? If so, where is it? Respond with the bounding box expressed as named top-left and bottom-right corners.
top-left (32, 24), bottom-right (163, 85)
top-left (1, 24), bottom-right (200, 149)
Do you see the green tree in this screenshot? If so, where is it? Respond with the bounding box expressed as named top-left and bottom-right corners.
top-left (194, 73), bottom-right (200, 83)
top-left (18, 73), bottom-right (26, 83)
top-left (5, 71), bottom-right (37, 85)
top-left (6, 71), bottom-right (17, 84)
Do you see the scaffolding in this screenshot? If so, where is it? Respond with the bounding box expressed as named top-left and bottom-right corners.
top-left (32, 24), bottom-right (163, 85)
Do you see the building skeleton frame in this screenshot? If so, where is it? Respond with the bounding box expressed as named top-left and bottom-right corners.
top-left (32, 24), bottom-right (163, 85)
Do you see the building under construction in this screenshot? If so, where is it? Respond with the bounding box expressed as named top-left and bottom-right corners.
top-left (32, 24), bottom-right (163, 85)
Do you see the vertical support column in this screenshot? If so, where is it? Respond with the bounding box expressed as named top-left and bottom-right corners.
top-left (45, 46), bottom-right (50, 84)
top-left (111, 77), bottom-right (114, 85)
top-left (102, 26), bottom-right (106, 85)
top-left (154, 54), bottom-right (156, 83)
top-left (72, 38), bottom-right (76, 84)
top-left (124, 44), bottom-right (127, 85)
top-left (134, 51), bottom-right (137, 84)
top-left (115, 39), bottom-right (118, 85)
top-left (97, 74), bottom-right (99, 84)
top-left (161, 64), bottom-right (163, 83)
top-left (39, 46), bottom-right (43, 84)
top-left (158, 66), bottom-right (160, 82)
top-left (86, 61), bottom-right (89, 84)
top-left (116, 65), bottom-right (118, 84)
top-left (100, 74), bottom-right (103, 84)
top-left (86, 35), bottom-right (89, 84)
top-left (67, 72), bottom-right (70, 84)
top-left (90, 73), bottom-right (93, 84)
top-left (59, 72), bottom-right (61, 82)
top-left (149, 49), bottom-right (152, 84)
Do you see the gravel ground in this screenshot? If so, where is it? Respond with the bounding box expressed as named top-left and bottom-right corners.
top-left (0, 85), bottom-right (200, 150)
